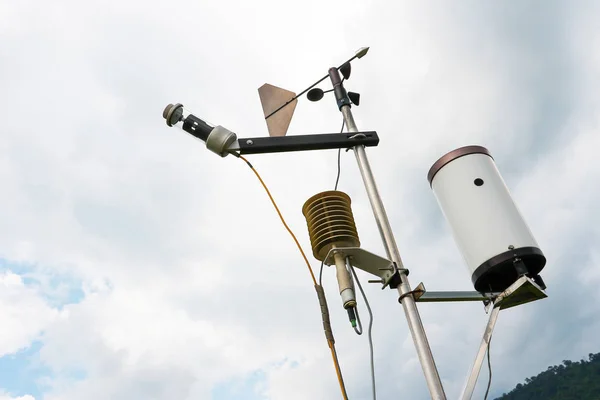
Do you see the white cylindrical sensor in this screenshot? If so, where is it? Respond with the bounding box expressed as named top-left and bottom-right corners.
top-left (428, 146), bottom-right (546, 292)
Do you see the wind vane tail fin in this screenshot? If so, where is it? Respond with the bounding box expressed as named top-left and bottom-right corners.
top-left (258, 83), bottom-right (297, 137)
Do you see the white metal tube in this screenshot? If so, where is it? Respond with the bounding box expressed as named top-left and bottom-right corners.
top-left (340, 105), bottom-right (447, 399)
top-left (334, 252), bottom-right (356, 308)
top-left (460, 305), bottom-right (500, 400)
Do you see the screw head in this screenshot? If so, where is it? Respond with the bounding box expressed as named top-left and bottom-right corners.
top-left (246, 139), bottom-right (254, 145)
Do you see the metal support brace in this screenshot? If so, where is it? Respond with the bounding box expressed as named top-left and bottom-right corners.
top-left (459, 276), bottom-right (547, 399)
top-left (460, 304), bottom-right (501, 400)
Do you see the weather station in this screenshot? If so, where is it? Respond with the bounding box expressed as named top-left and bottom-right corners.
top-left (161, 47), bottom-right (548, 400)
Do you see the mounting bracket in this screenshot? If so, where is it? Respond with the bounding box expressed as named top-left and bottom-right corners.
top-left (229, 131), bottom-right (379, 154)
top-left (322, 247), bottom-right (406, 289)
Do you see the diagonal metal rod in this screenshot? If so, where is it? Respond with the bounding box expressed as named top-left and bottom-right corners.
top-left (329, 68), bottom-right (447, 400)
top-left (460, 305), bottom-right (500, 400)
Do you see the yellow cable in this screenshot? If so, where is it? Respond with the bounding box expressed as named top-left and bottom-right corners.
top-left (238, 155), bottom-right (349, 400)
top-left (239, 155), bottom-right (317, 285)
top-left (329, 341), bottom-right (349, 399)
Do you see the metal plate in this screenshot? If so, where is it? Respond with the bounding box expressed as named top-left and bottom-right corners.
top-left (313, 232), bottom-right (359, 251)
top-left (314, 239), bottom-right (360, 261)
top-left (494, 275), bottom-right (547, 310)
top-left (309, 217), bottom-right (357, 233)
top-left (323, 247), bottom-right (396, 287)
top-left (258, 84), bottom-right (297, 137)
top-left (306, 208), bottom-right (355, 222)
top-left (305, 203), bottom-right (353, 218)
top-left (305, 205), bottom-right (352, 221)
top-left (304, 201), bottom-right (353, 218)
top-left (314, 233), bottom-right (359, 251)
top-left (311, 223), bottom-right (358, 240)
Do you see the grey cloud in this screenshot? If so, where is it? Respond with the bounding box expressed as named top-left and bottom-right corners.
top-left (2, 0), bottom-right (600, 399)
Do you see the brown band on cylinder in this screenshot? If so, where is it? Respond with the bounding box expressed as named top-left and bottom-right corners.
top-left (427, 145), bottom-right (492, 186)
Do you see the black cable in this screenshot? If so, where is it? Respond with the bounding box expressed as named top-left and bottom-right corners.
top-left (334, 120), bottom-right (345, 191)
top-left (334, 149), bottom-right (342, 190)
top-left (321, 118), bottom-right (345, 286)
top-left (319, 260), bottom-right (324, 286)
top-left (484, 335), bottom-right (493, 400)
top-left (319, 117), bottom-right (347, 286)
top-left (348, 262), bottom-right (377, 400)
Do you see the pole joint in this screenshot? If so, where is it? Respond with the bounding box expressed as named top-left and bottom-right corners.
top-left (328, 67), bottom-right (351, 110)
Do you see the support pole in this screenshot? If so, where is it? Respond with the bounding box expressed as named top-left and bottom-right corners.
top-left (416, 291), bottom-right (498, 303)
top-left (328, 68), bottom-right (447, 400)
top-left (460, 305), bottom-right (500, 400)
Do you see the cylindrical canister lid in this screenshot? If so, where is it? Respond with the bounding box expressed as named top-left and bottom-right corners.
top-left (427, 145), bottom-right (492, 186)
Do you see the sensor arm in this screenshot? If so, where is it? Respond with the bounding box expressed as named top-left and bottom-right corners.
top-left (163, 103), bottom-right (379, 156)
top-left (232, 132), bottom-right (379, 154)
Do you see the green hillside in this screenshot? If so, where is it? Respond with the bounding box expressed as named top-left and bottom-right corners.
top-left (495, 352), bottom-right (600, 400)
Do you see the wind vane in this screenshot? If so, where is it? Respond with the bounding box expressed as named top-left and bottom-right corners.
top-left (257, 47), bottom-right (369, 137)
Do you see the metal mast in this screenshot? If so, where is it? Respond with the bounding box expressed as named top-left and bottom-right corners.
top-left (328, 67), bottom-right (447, 399)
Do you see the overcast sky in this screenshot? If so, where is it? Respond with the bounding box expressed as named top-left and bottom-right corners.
top-left (1, 0), bottom-right (599, 399)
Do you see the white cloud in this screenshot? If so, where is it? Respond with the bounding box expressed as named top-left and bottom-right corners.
top-left (0, 393), bottom-right (35, 400)
top-left (1, 0), bottom-right (600, 399)
top-left (0, 272), bottom-right (58, 357)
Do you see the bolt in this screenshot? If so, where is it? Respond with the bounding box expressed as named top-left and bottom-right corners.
top-left (508, 245), bottom-right (515, 250)
top-left (246, 139), bottom-right (254, 145)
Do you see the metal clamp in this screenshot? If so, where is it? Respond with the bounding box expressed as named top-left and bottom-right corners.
top-left (323, 247), bottom-right (407, 289)
top-left (348, 133), bottom-right (367, 140)
top-left (398, 282), bottom-right (426, 303)
top-left (345, 133), bottom-right (368, 152)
